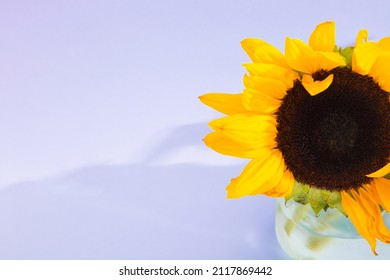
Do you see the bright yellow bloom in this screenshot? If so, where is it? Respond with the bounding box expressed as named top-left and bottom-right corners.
top-left (200, 21), bottom-right (390, 255)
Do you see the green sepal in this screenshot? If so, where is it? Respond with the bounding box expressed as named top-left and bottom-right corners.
top-left (335, 201), bottom-right (346, 216)
top-left (285, 181), bottom-right (308, 205)
top-left (307, 188), bottom-right (328, 216)
top-left (326, 191), bottom-right (346, 216)
top-left (286, 180), bottom-right (346, 216)
top-left (301, 184), bottom-right (310, 193)
top-left (385, 173), bottom-right (390, 180)
top-left (339, 46), bottom-right (354, 68)
top-left (326, 191), bottom-right (339, 208)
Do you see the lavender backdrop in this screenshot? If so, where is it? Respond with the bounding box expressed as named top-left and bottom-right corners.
top-left (0, 0), bottom-right (389, 259)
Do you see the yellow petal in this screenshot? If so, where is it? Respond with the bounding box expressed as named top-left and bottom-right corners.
top-left (379, 37), bottom-right (390, 53)
top-left (263, 168), bottom-right (295, 197)
top-left (301, 74), bottom-right (334, 96)
top-left (199, 93), bottom-right (247, 115)
top-left (285, 39), bottom-right (344, 74)
top-left (243, 75), bottom-right (288, 99)
top-left (316, 51), bottom-right (347, 70)
top-left (367, 162), bottom-right (390, 178)
top-left (356, 188), bottom-right (390, 244)
top-left (352, 41), bottom-right (379, 75)
top-left (371, 178), bottom-right (390, 213)
top-left (242, 88), bottom-right (282, 114)
top-left (250, 152), bottom-right (293, 197)
top-left (341, 191), bottom-right (378, 255)
top-left (285, 37), bottom-right (319, 74)
top-left (243, 63), bottom-right (285, 77)
top-left (355, 29), bottom-right (368, 47)
top-left (241, 38), bottom-right (288, 67)
top-left (368, 54), bottom-right (390, 92)
top-left (208, 114), bottom-right (277, 148)
top-left (226, 150), bottom-right (288, 198)
top-left (204, 131), bottom-right (264, 158)
top-left (309, 21), bottom-right (336, 52)
top-left (243, 63), bottom-right (298, 88)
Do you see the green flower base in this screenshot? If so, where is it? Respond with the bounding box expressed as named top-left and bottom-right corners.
top-left (275, 198), bottom-right (390, 259)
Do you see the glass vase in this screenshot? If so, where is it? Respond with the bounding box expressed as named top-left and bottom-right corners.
top-left (275, 198), bottom-right (390, 259)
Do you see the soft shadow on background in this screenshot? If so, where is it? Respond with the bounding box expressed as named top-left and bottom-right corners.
top-left (0, 124), bottom-right (287, 259)
top-left (2, 0), bottom-right (390, 260)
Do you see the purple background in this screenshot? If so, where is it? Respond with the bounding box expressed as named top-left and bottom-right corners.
top-left (0, 0), bottom-right (389, 259)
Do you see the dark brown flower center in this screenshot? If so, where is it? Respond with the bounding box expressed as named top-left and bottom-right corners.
top-left (276, 67), bottom-right (390, 191)
top-left (316, 112), bottom-right (358, 155)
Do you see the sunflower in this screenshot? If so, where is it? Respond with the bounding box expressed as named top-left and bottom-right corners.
top-left (199, 21), bottom-right (390, 255)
